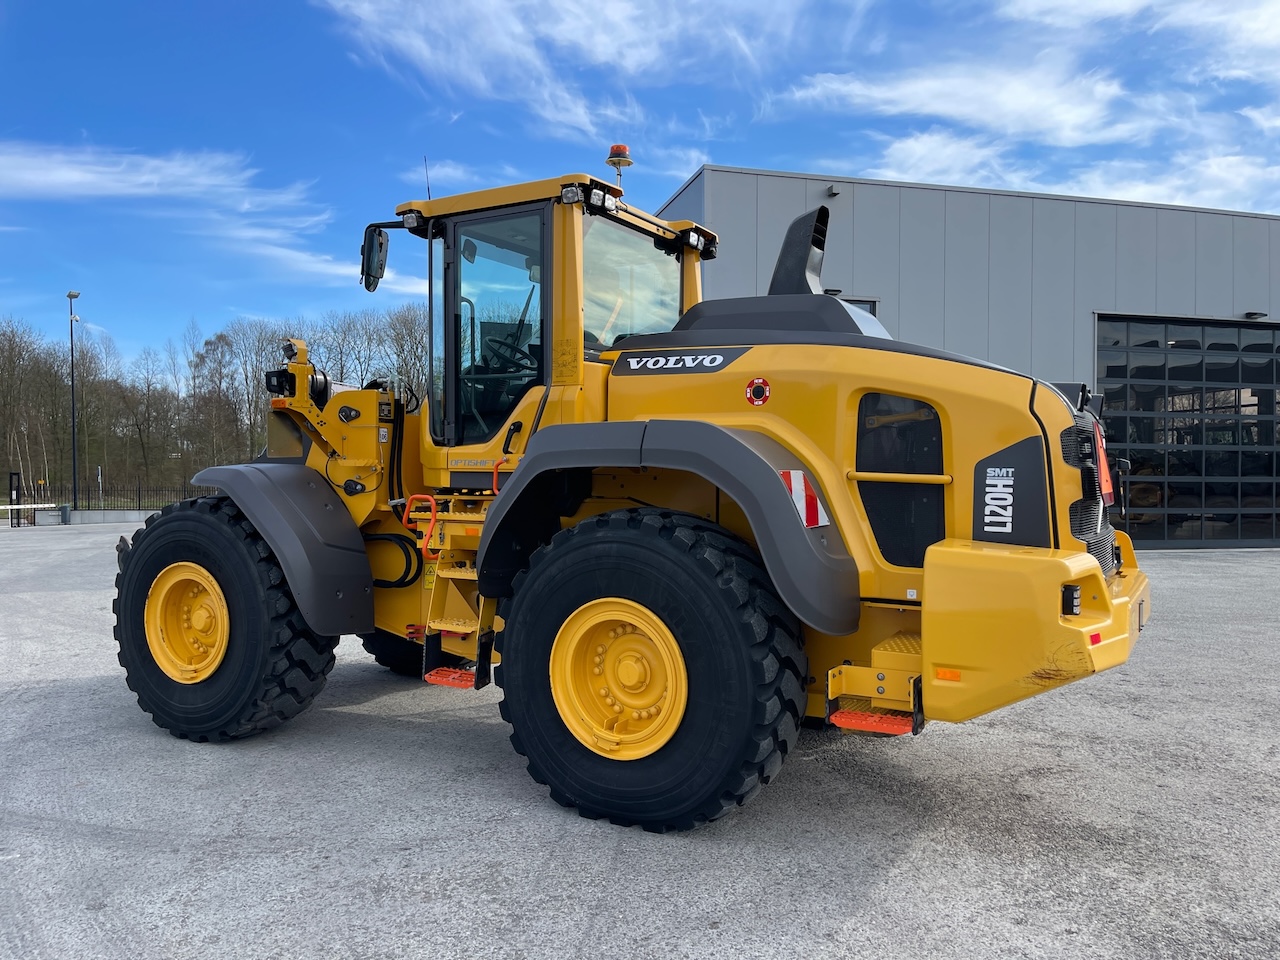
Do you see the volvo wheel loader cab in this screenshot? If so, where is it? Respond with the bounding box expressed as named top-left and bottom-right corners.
top-left (115, 158), bottom-right (1153, 831)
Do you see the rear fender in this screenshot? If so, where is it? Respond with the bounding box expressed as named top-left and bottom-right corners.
top-left (476, 420), bottom-right (860, 635)
top-left (192, 463), bottom-right (374, 636)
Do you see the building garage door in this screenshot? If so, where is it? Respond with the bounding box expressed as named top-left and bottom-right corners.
top-left (1097, 315), bottom-right (1278, 545)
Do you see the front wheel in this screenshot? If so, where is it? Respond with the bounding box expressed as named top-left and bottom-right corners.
top-left (495, 509), bottom-right (807, 831)
top-left (114, 497), bottom-right (338, 741)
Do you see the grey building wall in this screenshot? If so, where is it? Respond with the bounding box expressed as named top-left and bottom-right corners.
top-left (659, 165), bottom-right (1280, 386)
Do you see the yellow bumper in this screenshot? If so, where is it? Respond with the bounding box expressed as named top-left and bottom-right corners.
top-left (920, 531), bottom-right (1151, 723)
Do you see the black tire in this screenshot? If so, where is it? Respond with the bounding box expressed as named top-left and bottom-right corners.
top-left (360, 630), bottom-right (425, 677)
top-left (359, 630), bottom-right (469, 677)
top-left (114, 497), bottom-right (339, 741)
top-left (495, 508), bottom-right (807, 832)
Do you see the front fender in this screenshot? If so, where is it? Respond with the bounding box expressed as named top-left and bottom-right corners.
top-left (192, 463), bottom-right (374, 636)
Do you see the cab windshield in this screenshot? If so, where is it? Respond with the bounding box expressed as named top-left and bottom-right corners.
top-left (582, 215), bottom-right (681, 348)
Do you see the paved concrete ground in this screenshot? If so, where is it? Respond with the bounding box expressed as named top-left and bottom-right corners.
top-left (1, 522), bottom-right (1276, 960)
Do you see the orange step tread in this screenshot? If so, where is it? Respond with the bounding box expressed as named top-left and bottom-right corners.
top-left (423, 667), bottom-right (476, 689)
top-left (829, 709), bottom-right (913, 736)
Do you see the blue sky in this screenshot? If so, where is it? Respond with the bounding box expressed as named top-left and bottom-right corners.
top-left (5, 0), bottom-right (1280, 360)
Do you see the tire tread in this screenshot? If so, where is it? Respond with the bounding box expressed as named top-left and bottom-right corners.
top-left (114, 497), bottom-right (338, 742)
top-left (495, 507), bottom-right (807, 831)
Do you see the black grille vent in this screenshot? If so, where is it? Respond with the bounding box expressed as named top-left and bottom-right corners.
top-left (1067, 436), bottom-right (1118, 577)
top-left (1060, 426), bottom-right (1080, 467)
top-left (1060, 413), bottom-right (1096, 468)
top-left (1083, 524), bottom-right (1117, 574)
top-left (1069, 499), bottom-right (1117, 575)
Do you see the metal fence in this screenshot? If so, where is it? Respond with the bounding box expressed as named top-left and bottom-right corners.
top-left (20, 482), bottom-right (217, 512)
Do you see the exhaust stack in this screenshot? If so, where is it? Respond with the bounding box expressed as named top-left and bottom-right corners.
top-left (767, 205), bottom-right (829, 296)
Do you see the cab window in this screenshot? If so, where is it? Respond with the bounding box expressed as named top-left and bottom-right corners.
top-left (582, 215), bottom-right (681, 348)
top-left (454, 211), bottom-right (545, 444)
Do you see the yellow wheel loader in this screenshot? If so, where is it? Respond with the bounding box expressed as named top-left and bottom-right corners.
top-left (115, 166), bottom-right (1152, 831)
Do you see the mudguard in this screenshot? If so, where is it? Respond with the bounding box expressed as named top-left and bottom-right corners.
top-left (477, 420), bottom-right (860, 635)
top-left (192, 463), bottom-right (374, 636)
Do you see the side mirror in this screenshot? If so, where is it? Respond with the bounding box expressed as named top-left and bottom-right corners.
top-left (361, 226), bottom-right (389, 292)
top-left (462, 238), bottom-right (477, 264)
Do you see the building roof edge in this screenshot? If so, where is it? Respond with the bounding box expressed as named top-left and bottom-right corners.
top-left (669, 163), bottom-right (1280, 222)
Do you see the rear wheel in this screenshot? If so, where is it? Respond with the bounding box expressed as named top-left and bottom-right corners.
top-left (496, 509), bottom-right (806, 831)
top-left (114, 497), bottom-right (338, 741)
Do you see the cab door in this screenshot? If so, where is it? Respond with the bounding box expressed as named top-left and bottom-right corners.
top-left (425, 202), bottom-right (551, 485)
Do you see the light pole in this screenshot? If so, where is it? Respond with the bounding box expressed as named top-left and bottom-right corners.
top-left (67, 291), bottom-right (80, 511)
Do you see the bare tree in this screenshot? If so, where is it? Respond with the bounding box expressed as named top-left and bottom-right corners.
top-left (0, 302), bottom-right (439, 490)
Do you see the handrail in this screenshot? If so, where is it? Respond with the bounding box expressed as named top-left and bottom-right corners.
top-left (845, 471), bottom-right (953, 485)
top-left (403, 493), bottom-right (440, 560)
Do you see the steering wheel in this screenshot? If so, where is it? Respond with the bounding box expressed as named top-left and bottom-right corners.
top-left (484, 336), bottom-right (539, 373)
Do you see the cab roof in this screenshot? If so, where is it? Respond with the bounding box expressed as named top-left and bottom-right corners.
top-left (394, 173), bottom-right (715, 244)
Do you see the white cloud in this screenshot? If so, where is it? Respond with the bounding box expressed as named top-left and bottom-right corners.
top-left (0, 140), bottom-right (354, 286)
top-left (863, 129), bottom-right (1031, 188)
top-left (396, 159), bottom-right (486, 189)
top-left (996, 0), bottom-right (1149, 28)
top-left (377, 269), bottom-right (431, 296)
top-left (858, 130), bottom-right (1280, 214)
top-left (645, 145), bottom-right (712, 180)
top-left (210, 214), bottom-right (354, 282)
top-left (999, 0), bottom-right (1280, 85)
top-left (396, 159), bottom-right (528, 195)
top-left (790, 53), bottom-right (1155, 147)
top-left (1159, 2), bottom-right (1280, 85)
top-left (0, 141), bottom-right (305, 207)
top-left (1242, 105), bottom-right (1280, 134)
top-left (319, 0), bottom-right (827, 138)
top-left (1048, 152), bottom-right (1280, 213)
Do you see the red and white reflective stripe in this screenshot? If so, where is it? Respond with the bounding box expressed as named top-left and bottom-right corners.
top-left (779, 470), bottom-right (830, 528)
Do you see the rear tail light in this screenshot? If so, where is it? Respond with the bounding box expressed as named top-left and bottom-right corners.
top-left (1062, 584), bottom-right (1082, 616)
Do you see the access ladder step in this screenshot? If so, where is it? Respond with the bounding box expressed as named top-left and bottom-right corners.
top-left (435, 564), bottom-right (478, 581)
top-left (427, 617), bottom-right (478, 636)
top-left (423, 667), bottom-right (476, 689)
top-left (829, 709), bottom-right (914, 736)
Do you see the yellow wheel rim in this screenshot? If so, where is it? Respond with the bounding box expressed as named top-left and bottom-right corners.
top-left (143, 562), bottom-right (230, 684)
top-left (550, 598), bottom-right (689, 761)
